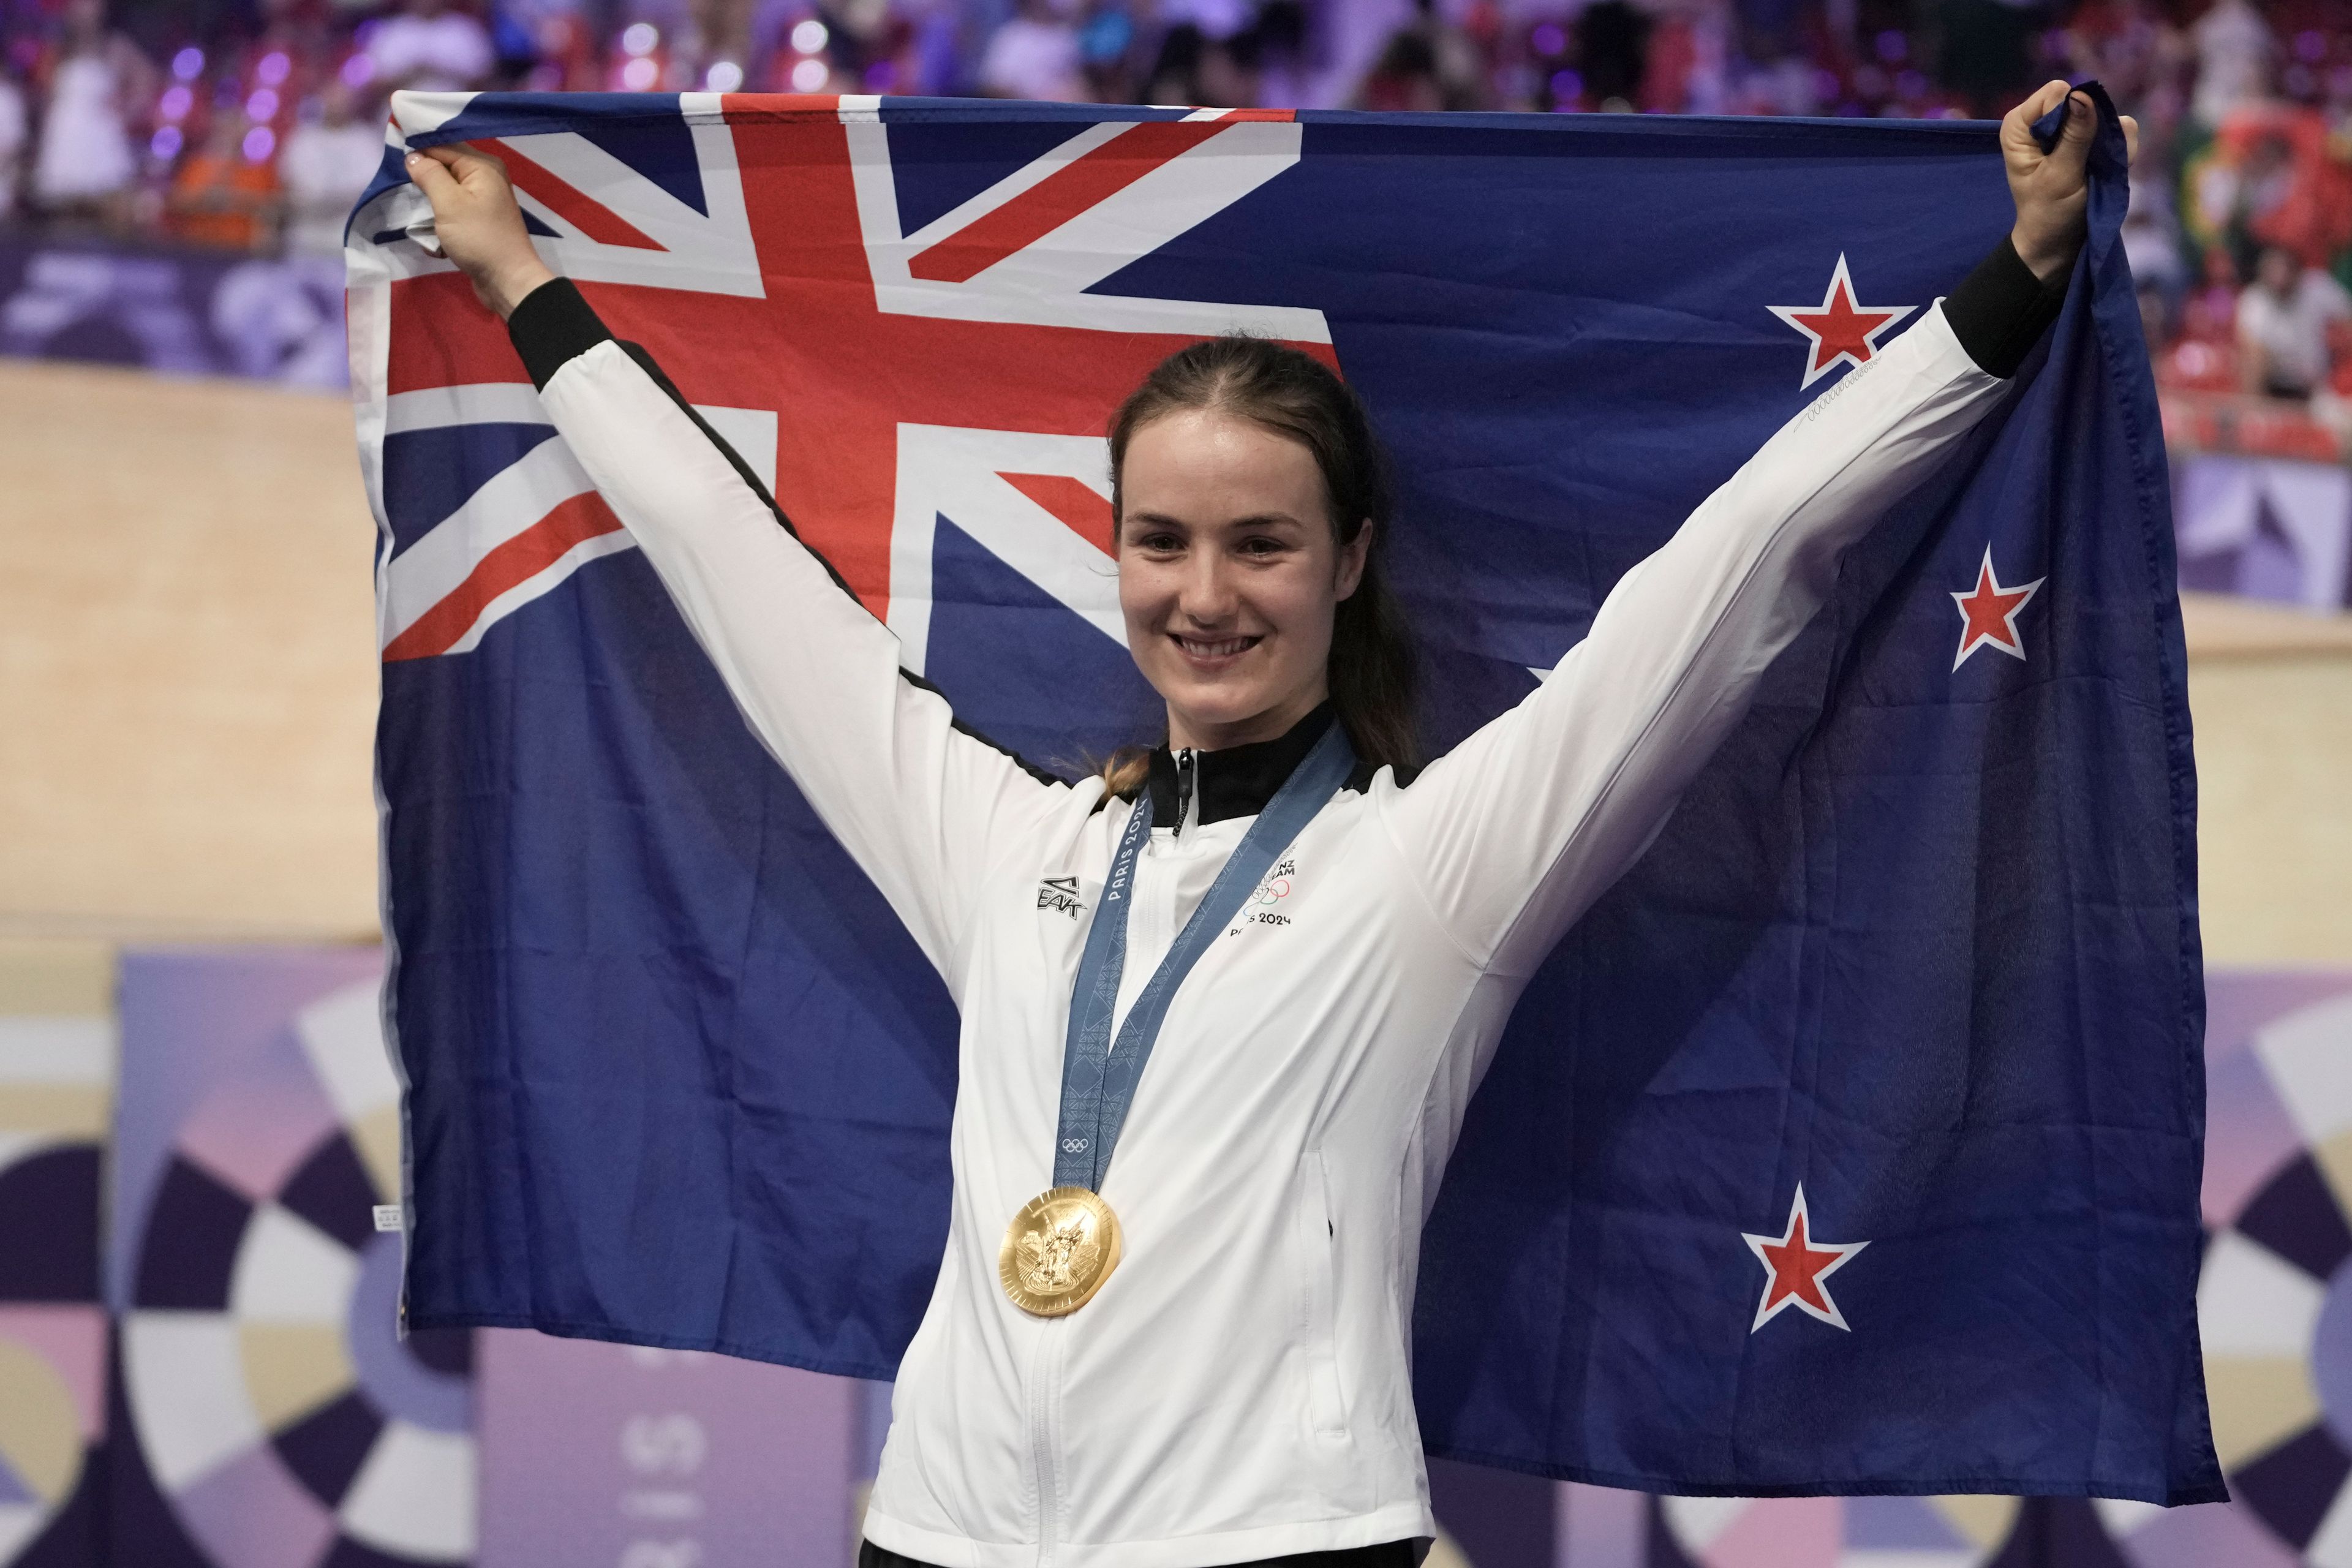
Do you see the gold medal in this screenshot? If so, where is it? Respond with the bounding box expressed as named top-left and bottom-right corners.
top-left (999, 1186), bottom-right (1121, 1316)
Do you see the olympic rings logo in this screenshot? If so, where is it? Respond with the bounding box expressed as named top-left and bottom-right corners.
top-left (1251, 877), bottom-right (1292, 908)
top-left (1061, 1138), bottom-right (1088, 1153)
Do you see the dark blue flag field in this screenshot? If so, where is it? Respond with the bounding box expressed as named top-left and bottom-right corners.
top-left (353, 85), bottom-right (2221, 1504)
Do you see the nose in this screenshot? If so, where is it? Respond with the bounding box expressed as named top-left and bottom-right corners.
top-left (1175, 548), bottom-right (1239, 628)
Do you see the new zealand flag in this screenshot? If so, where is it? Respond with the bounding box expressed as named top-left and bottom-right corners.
top-left (353, 85), bottom-right (2221, 1504)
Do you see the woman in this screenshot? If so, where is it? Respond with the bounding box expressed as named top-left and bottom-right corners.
top-left (407, 80), bottom-right (2130, 1568)
top-left (31, 0), bottom-right (148, 227)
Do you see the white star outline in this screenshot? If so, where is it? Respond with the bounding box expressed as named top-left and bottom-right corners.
top-left (1950, 546), bottom-right (2046, 671)
top-left (1766, 253), bottom-right (1917, 390)
top-left (1740, 1183), bottom-right (1869, 1333)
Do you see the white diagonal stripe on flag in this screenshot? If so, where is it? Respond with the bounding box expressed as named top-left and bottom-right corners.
top-left (437, 530), bottom-right (638, 659)
top-left (386, 383), bottom-right (549, 434)
top-left (494, 124), bottom-right (763, 298)
top-left (843, 111), bottom-right (1330, 342)
top-left (955, 120), bottom-right (1318, 309)
top-left (387, 90), bottom-right (477, 138)
top-left (891, 121), bottom-right (1135, 252)
top-left (380, 436), bottom-right (598, 649)
top-left (886, 423), bottom-right (1121, 677)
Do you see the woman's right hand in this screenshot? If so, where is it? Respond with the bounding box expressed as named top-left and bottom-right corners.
top-left (404, 145), bottom-right (557, 320)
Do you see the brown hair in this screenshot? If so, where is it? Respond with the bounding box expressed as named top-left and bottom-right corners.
top-left (1097, 335), bottom-right (1420, 797)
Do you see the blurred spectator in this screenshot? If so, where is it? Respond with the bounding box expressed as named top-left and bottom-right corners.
top-left (1146, 20), bottom-right (1260, 107)
top-left (2062, 0), bottom-right (2184, 109)
top-left (1356, 28), bottom-right (1442, 111)
top-left (2156, 244), bottom-right (2242, 390)
top-left (1725, 49), bottom-right (1817, 116)
top-left (2127, 164), bottom-right (2187, 361)
top-left (2185, 245), bottom-right (2242, 339)
top-left (2186, 104), bottom-right (2352, 280)
top-left (2191, 0), bottom-right (2275, 125)
top-left (364, 0), bottom-right (495, 92)
top-left (1412, 0), bottom-right (1490, 111)
top-left (1163, 0), bottom-right (1253, 37)
top-left (167, 110), bottom-right (279, 247)
top-left (1638, 0), bottom-right (1730, 115)
top-left (2124, 173), bottom-right (2188, 305)
top-left (0, 67), bottom-right (25, 219)
top-left (277, 81), bottom-right (382, 255)
top-left (1934, 0), bottom-right (2040, 121)
top-left (515, 9), bottom-right (603, 91)
top-left (2138, 283), bottom-right (2169, 351)
top-left (1246, 0), bottom-right (1308, 108)
top-left (31, 0), bottom-right (151, 227)
top-left (0, 0), bottom-right (2339, 420)
top-left (1577, 1), bottom-right (1648, 111)
top-left (978, 0), bottom-right (1082, 101)
top-left (1355, 0), bottom-right (1487, 113)
top-left (2239, 243), bottom-right (2351, 399)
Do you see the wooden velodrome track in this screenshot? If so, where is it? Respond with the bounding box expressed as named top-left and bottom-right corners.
top-left (2, 355), bottom-right (2350, 997)
top-left (1, 359), bottom-right (377, 951)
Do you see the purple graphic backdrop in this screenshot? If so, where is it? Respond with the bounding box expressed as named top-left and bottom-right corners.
top-left (2173, 455), bottom-right (2352, 612)
top-left (478, 1333), bottom-right (858, 1568)
top-left (80, 950), bottom-right (2352, 1565)
top-left (0, 227), bottom-right (348, 386)
top-left (0, 1011), bottom-right (110, 1568)
top-left (109, 946), bottom-right (470, 1568)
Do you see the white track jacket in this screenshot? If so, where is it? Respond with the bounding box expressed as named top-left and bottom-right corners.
top-left (514, 283), bottom-right (2020, 1567)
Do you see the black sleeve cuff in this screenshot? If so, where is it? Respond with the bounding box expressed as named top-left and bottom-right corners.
top-left (1941, 235), bottom-right (2069, 379)
top-left (505, 276), bottom-right (614, 390)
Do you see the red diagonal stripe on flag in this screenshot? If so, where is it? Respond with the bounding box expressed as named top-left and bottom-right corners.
top-left (478, 137), bottom-right (666, 252)
top-left (1000, 472), bottom-right (1116, 556)
top-left (908, 115), bottom-right (1287, 285)
top-left (384, 492), bottom-right (625, 662)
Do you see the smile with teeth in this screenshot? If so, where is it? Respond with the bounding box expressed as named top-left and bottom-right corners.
top-left (1173, 633), bottom-right (1259, 660)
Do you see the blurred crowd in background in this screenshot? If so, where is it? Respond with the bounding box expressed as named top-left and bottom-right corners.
top-left (0, 0), bottom-right (2347, 407)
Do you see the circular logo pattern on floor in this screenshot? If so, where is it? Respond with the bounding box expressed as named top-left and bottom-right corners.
top-left (119, 978), bottom-right (475, 1567)
top-left (0, 1012), bottom-right (108, 1566)
top-left (1659, 1493), bottom-right (2020, 1567)
top-left (2122, 991), bottom-right (2352, 1568)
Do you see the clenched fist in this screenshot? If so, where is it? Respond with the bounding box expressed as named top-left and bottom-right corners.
top-left (405, 144), bottom-right (557, 320)
top-left (2002, 80), bottom-right (2139, 284)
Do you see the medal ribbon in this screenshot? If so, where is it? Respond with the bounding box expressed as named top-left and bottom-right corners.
top-left (1052, 719), bottom-right (1357, 1192)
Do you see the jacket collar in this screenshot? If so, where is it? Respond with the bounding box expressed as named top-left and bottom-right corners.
top-left (1144, 704), bottom-right (1337, 828)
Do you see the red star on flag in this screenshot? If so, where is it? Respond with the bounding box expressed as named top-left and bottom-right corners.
top-left (1768, 254), bottom-right (1914, 389)
top-left (1741, 1184), bottom-right (1868, 1332)
top-left (1950, 547), bottom-right (2045, 671)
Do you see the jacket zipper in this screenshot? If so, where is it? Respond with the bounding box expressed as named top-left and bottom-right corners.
top-left (1028, 1321), bottom-right (1064, 1565)
top-left (1028, 748), bottom-right (1192, 1558)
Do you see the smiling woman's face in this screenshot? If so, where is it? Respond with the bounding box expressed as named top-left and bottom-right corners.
top-left (1116, 407), bottom-right (1368, 752)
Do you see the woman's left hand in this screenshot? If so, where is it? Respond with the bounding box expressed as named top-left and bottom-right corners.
top-left (2003, 79), bottom-right (2139, 285)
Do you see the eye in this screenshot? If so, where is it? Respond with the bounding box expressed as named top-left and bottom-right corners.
top-left (1237, 535), bottom-right (1292, 557)
top-left (1131, 529), bottom-right (1184, 554)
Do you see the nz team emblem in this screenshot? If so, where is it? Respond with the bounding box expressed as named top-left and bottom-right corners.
top-left (1229, 857), bottom-right (1298, 933)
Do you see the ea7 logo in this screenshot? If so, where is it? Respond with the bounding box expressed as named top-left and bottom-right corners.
top-left (1037, 876), bottom-right (1083, 918)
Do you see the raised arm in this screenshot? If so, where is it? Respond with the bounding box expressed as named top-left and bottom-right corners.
top-left (1379, 83), bottom-right (2128, 979)
top-left (405, 146), bottom-right (1073, 990)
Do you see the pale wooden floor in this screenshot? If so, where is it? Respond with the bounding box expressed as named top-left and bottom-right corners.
top-left (0, 355), bottom-right (2346, 968)
top-left (0, 358), bottom-right (380, 943)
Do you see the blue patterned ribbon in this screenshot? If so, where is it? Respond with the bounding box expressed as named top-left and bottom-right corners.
top-left (1051, 720), bottom-right (1356, 1191)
